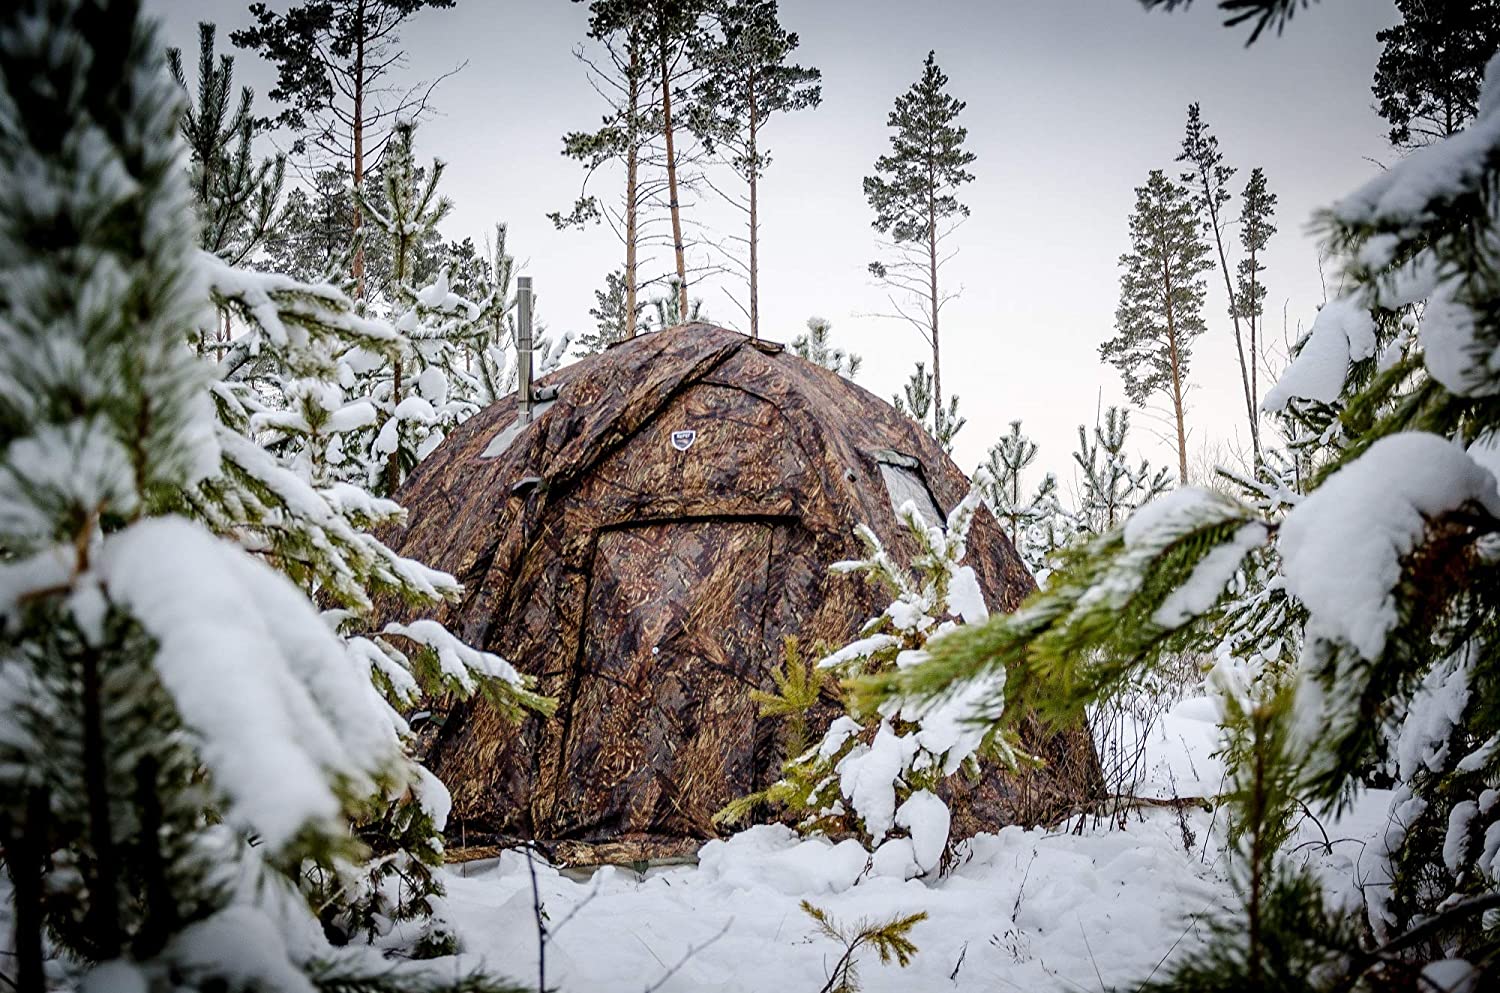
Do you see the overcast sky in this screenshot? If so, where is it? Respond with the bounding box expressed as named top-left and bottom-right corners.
top-left (148, 0), bottom-right (1402, 493)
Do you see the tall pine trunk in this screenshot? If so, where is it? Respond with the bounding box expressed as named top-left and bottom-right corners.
top-left (1247, 245), bottom-right (1261, 449)
top-left (351, 1), bottom-right (367, 299)
top-left (927, 167), bottom-right (941, 440)
top-left (1197, 167), bottom-right (1257, 462)
top-left (659, 25), bottom-right (689, 320)
top-left (624, 29), bottom-right (641, 338)
top-left (1160, 254), bottom-right (1190, 484)
top-left (748, 75), bottom-right (760, 339)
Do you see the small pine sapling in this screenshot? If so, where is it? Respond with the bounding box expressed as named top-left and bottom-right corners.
top-left (720, 473), bottom-right (1020, 877)
top-left (801, 900), bottom-right (927, 993)
top-left (893, 362), bottom-right (964, 452)
top-left (792, 316), bottom-right (862, 379)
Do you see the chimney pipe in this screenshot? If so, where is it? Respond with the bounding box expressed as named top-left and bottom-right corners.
top-left (517, 275), bottom-right (534, 425)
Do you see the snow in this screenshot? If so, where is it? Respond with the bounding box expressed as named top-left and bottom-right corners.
top-left (946, 564), bottom-right (989, 624)
top-left (1262, 297), bottom-right (1376, 412)
top-left (836, 722), bottom-right (917, 841)
top-left (1278, 433), bottom-right (1500, 661)
top-left (1419, 960), bottom-right (1479, 993)
top-left (816, 632), bottom-right (901, 671)
top-left (1395, 651), bottom-right (1471, 782)
top-left (1152, 522), bottom-right (1267, 628)
top-left (435, 810), bottom-right (1235, 993)
top-left (894, 790), bottom-right (950, 873)
top-left (383, 618), bottom-right (526, 696)
top-left (1365, 786), bottom-right (1429, 939)
top-left (167, 906), bottom-right (318, 993)
top-left (1420, 279), bottom-right (1500, 397)
top-left (1123, 486), bottom-right (1223, 547)
top-left (99, 516), bottom-right (402, 850)
top-left (1445, 801), bottom-right (1477, 874)
top-left (1334, 52), bottom-right (1500, 234)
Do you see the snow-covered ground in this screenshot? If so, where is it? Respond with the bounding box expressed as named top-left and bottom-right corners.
top-left (427, 696), bottom-right (1400, 992)
top-left (443, 812), bottom-right (1224, 992)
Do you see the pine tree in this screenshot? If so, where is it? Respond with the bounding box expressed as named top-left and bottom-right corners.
top-left (649, 274), bottom-right (706, 328)
top-left (1070, 406), bottom-right (1171, 535)
top-left (168, 22), bottom-right (285, 269)
top-left (553, 3), bottom-right (658, 338)
top-left (1373, 0), bottom-right (1500, 148)
top-left (892, 362), bottom-right (964, 452)
top-left (646, 0), bottom-right (711, 319)
top-left (576, 269), bottom-right (648, 354)
top-left (558, 1), bottom-right (717, 329)
top-left (717, 477), bottom-right (1009, 876)
top-left (347, 123), bottom-right (499, 495)
top-left (864, 51), bottom-right (976, 443)
top-left (263, 164), bottom-right (357, 281)
top-left (0, 2), bottom-right (529, 987)
top-left (1234, 167), bottom-right (1276, 423)
top-left (1102, 169), bottom-right (1213, 484)
top-left (980, 420), bottom-right (1061, 575)
top-left (689, 0), bottom-right (820, 339)
top-left (1177, 103), bottom-right (1261, 461)
top-left (792, 316), bottom-right (861, 379)
top-left (862, 47), bottom-right (1500, 987)
top-left (231, 0), bottom-right (462, 298)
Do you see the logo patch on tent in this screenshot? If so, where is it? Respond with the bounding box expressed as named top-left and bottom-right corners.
top-left (670, 429), bottom-right (697, 451)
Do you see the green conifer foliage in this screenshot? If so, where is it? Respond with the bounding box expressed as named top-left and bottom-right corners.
top-left (576, 269), bottom-right (649, 354)
top-left (802, 901), bottom-right (927, 993)
top-left (892, 362), bottom-right (964, 452)
top-left (791, 316), bottom-right (861, 379)
top-left (0, 5), bottom-right (539, 986)
top-left (689, 0), bottom-right (820, 338)
top-left (980, 420), bottom-right (1060, 575)
top-left (231, 0), bottom-right (462, 297)
top-left (864, 51), bottom-right (975, 444)
top-left (168, 22), bottom-right (285, 269)
top-left (862, 47), bottom-right (1500, 986)
top-left (1102, 169), bottom-right (1214, 484)
top-left (1235, 167), bottom-right (1277, 425)
top-left (1072, 406), bottom-right (1172, 535)
top-left (1373, 0), bottom-right (1500, 148)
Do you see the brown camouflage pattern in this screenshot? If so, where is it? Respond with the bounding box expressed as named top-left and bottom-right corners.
top-left (379, 324), bottom-right (1102, 864)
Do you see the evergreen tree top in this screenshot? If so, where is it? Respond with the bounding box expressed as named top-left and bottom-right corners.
top-left (1103, 169), bottom-right (1214, 408)
top-left (231, 0), bottom-right (458, 162)
top-left (690, 0), bottom-right (822, 168)
top-left (862, 51), bottom-right (976, 245)
top-left (1176, 102), bottom-right (1235, 223)
top-left (1373, 0), bottom-right (1500, 147)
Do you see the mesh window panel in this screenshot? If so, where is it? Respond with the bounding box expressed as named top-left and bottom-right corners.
top-left (879, 462), bottom-right (944, 529)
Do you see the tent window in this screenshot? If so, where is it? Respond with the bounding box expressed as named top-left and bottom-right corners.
top-left (875, 455), bottom-right (945, 529)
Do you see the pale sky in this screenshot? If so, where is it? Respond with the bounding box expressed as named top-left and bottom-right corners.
top-left (148, 0), bottom-right (1401, 495)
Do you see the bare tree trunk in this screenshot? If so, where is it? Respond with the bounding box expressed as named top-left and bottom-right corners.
top-left (659, 27), bottom-right (689, 320)
top-left (927, 172), bottom-right (942, 440)
top-left (748, 77), bottom-right (760, 340)
top-left (1, 788), bottom-right (48, 993)
top-left (1161, 261), bottom-right (1189, 485)
top-left (386, 222), bottom-right (410, 494)
top-left (1247, 250), bottom-right (1260, 454)
top-left (81, 642), bottom-right (120, 959)
top-left (1198, 169), bottom-right (1257, 463)
top-left (624, 32), bottom-right (641, 339)
top-left (351, 0), bottom-right (367, 299)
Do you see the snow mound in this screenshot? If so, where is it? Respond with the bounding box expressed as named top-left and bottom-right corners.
top-left (1279, 433), bottom-right (1500, 660)
top-left (1262, 297), bottom-right (1376, 411)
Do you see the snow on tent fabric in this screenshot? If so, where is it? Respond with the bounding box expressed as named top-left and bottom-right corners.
top-left (374, 323), bottom-right (1101, 865)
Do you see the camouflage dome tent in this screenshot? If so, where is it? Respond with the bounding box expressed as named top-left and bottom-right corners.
top-left (385, 322), bottom-right (1101, 864)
